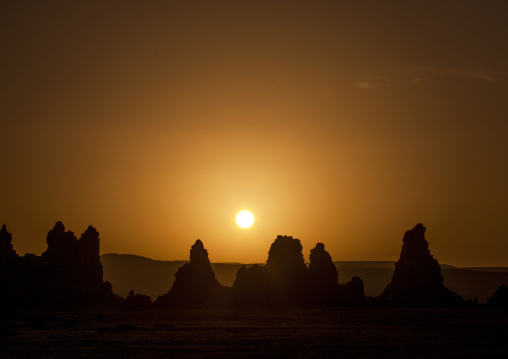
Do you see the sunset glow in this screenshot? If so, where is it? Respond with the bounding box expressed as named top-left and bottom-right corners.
top-left (236, 211), bottom-right (255, 229)
top-left (1, 2), bottom-right (508, 266)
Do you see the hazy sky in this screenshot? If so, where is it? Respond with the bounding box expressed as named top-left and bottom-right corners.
top-left (2, 1), bottom-right (508, 266)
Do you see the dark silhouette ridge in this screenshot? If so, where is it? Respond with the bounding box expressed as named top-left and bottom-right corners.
top-left (486, 285), bottom-right (508, 308)
top-left (154, 239), bottom-right (227, 308)
top-left (231, 235), bottom-right (308, 308)
top-left (2, 221), bottom-right (486, 310)
top-left (231, 236), bottom-right (366, 308)
top-left (0, 222), bottom-right (121, 309)
top-left (379, 223), bottom-right (464, 307)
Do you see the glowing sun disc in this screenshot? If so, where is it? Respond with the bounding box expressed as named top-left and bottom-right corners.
top-left (236, 211), bottom-right (254, 228)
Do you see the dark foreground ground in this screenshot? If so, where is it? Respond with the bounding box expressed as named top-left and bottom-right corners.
top-left (1, 307), bottom-right (508, 358)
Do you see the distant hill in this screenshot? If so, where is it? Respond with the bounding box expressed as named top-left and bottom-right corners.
top-left (100, 254), bottom-right (508, 303)
top-left (101, 254), bottom-right (187, 299)
top-left (336, 261), bottom-right (395, 298)
top-left (441, 266), bottom-right (508, 303)
top-left (101, 253), bottom-right (247, 299)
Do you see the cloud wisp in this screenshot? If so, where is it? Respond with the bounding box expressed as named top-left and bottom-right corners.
top-left (397, 66), bottom-right (507, 83)
top-left (353, 66), bottom-right (506, 89)
top-left (353, 81), bottom-right (388, 89)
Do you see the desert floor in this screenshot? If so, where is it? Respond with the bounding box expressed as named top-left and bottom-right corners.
top-left (1, 307), bottom-right (508, 358)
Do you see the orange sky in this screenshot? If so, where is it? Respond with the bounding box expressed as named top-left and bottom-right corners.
top-left (2, 1), bottom-right (508, 266)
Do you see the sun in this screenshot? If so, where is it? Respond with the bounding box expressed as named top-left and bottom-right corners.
top-left (236, 210), bottom-right (254, 228)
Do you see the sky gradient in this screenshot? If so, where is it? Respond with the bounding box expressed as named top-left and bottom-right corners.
top-left (2, 1), bottom-right (508, 266)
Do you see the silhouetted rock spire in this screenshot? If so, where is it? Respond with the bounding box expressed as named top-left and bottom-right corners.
top-left (155, 239), bottom-right (226, 307)
top-left (232, 235), bottom-right (310, 307)
top-left (189, 239), bottom-right (210, 264)
top-left (76, 225), bottom-right (107, 297)
top-left (308, 242), bottom-right (340, 305)
top-left (79, 225), bottom-right (101, 261)
top-left (43, 221), bottom-right (78, 265)
top-left (0, 225), bottom-right (21, 306)
top-left (1, 222), bottom-right (120, 309)
top-left (176, 239), bottom-right (220, 291)
top-left (0, 225), bottom-right (18, 263)
top-left (307, 242), bottom-right (366, 306)
top-left (379, 223), bottom-right (464, 306)
top-left (231, 235), bottom-right (367, 308)
top-left (265, 235), bottom-right (309, 305)
top-left (266, 235), bottom-right (307, 278)
top-left (309, 242), bottom-right (338, 284)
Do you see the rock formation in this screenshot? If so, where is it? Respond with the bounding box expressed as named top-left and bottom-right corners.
top-left (308, 242), bottom-right (340, 305)
top-left (307, 242), bottom-right (366, 306)
top-left (0, 225), bottom-right (18, 264)
top-left (231, 264), bottom-right (271, 307)
top-left (379, 223), bottom-right (464, 306)
top-left (340, 276), bottom-right (366, 305)
top-left (265, 235), bottom-right (309, 304)
top-left (232, 236), bottom-right (367, 308)
top-left (265, 235), bottom-right (307, 278)
top-left (486, 285), bottom-right (508, 308)
top-left (231, 235), bottom-right (309, 307)
top-left (155, 239), bottom-right (226, 307)
top-left (43, 221), bottom-right (78, 264)
top-left (1, 222), bottom-right (121, 309)
top-left (40, 222), bottom-right (113, 304)
top-left (0, 225), bottom-right (21, 306)
top-left (76, 226), bottom-right (107, 297)
top-left (126, 290), bottom-right (152, 310)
